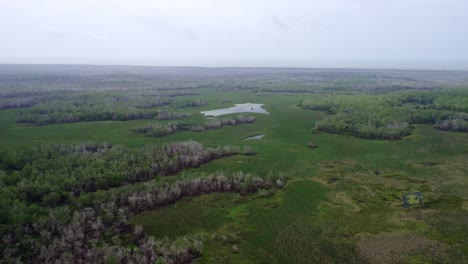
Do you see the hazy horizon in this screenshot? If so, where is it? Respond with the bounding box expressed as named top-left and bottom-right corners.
top-left (1, 0), bottom-right (467, 70)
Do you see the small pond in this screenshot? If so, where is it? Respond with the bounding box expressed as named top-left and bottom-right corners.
top-left (403, 192), bottom-right (423, 207)
top-left (201, 103), bottom-right (269, 117)
top-left (244, 134), bottom-right (265, 140)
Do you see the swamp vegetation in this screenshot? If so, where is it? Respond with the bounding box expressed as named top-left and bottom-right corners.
top-left (0, 66), bottom-right (467, 263)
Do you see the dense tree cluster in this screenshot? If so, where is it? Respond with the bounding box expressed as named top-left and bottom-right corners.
top-left (16, 103), bottom-right (162, 125)
top-left (301, 95), bottom-right (411, 139)
top-left (301, 91), bottom-right (468, 139)
top-left (399, 91), bottom-right (468, 132)
top-left (2, 89), bottom-right (194, 125)
top-left (432, 96), bottom-right (468, 113)
top-left (16, 101), bottom-right (189, 125)
top-left (132, 122), bottom-right (182, 137)
top-left (156, 111), bottom-right (189, 120)
top-left (434, 116), bottom-right (468, 132)
top-left (191, 115), bottom-right (256, 132)
top-left (133, 115), bottom-right (256, 138)
top-left (0, 141), bottom-right (246, 229)
top-left (314, 114), bottom-right (411, 140)
top-left (0, 136), bottom-right (272, 263)
top-left (1, 171), bottom-right (285, 263)
top-left (134, 98), bottom-right (173, 109)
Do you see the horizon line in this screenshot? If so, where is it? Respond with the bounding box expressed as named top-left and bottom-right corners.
top-left (1, 63), bottom-right (467, 73)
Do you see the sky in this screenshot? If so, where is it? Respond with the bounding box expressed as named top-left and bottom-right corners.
top-left (0, 0), bottom-right (467, 70)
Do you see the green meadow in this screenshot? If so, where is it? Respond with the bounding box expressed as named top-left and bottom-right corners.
top-left (2, 87), bottom-right (467, 263)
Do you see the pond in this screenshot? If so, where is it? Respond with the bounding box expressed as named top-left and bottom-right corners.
top-left (403, 192), bottom-right (423, 207)
top-left (201, 103), bottom-right (269, 117)
top-left (244, 134), bottom-right (265, 140)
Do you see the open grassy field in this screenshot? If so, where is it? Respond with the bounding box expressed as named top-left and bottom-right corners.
top-left (2, 84), bottom-right (467, 263)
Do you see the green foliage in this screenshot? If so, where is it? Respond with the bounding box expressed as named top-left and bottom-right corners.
top-left (301, 91), bottom-right (468, 139)
top-left (129, 193), bottom-right (238, 239)
top-left (434, 115), bottom-right (468, 132)
top-left (192, 115), bottom-right (256, 132)
top-left (14, 91), bottom-right (176, 125)
top-left (132, 122), bottom-right (181, 137)
top-left (132, 115), bottom-right (255, 138)
top-left (174, 98), bottom-right (207, 108)
top-left (0, 68), bottom-right (467, 263)
top-left (0, 141), bottom-right (243, 232)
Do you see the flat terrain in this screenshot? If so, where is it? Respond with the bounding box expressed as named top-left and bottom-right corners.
top-left (1, 67), bottom-right (467, 263)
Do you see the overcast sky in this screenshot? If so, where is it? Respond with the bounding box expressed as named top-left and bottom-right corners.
top-left (0, 0), bottom-right (467, 69)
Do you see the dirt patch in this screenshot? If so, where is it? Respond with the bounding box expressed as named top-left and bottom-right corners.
top-left (357, 233), bottom-right (447, 263)
top-left (329, 191), bottom-right (361, 212)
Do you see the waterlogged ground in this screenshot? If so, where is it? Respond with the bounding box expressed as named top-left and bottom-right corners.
top-left (1, 89), bottom-right (467, 263)
top-left (201, 103), bottom-right (269, 117)
top-left (130, 180), bottom-right (331, 264)
top-left (244, 134), bottom-right (265, 140)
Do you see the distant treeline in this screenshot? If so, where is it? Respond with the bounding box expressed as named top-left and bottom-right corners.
top-left (174, 98), bottom-right (207, 108)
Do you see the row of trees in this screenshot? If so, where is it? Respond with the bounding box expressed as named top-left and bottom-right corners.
top-left (17, 104), bottom-right (189, 125)
top-left (174, 98), bottom-right (207, 108)
top-left (0, 141), bottom-right (247, 223)
top-left (5, 89), bottom-right (202, 125)
top-left (164, 91), bottom-right (199, 97)
top-left (16, 106), bottom-right (162, 125)
top-left (156, 111), bottom-right (188, 120)
top-left (132, 115), bottom-right (256, 138)
top-left (435, 117), bottom-right (468, 132)
top-left (315, 117), bottom-right (411, 140)
top-left (192, 115), bottom-right (256, 132)
top-left (132, 122), bottom-right (182, 137)
top-left (134, 98), bottom-right (172, 109)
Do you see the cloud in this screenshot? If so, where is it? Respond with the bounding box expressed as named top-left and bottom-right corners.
top-left (38, 24), bottom-right (64, 38)
top-left (85, 32), bottom-right (107, 41)
top-left (271, 16), bottom-right (291, 32)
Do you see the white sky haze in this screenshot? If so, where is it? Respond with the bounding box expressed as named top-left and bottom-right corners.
top-left (0, 0), bottom-right (467, 69)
